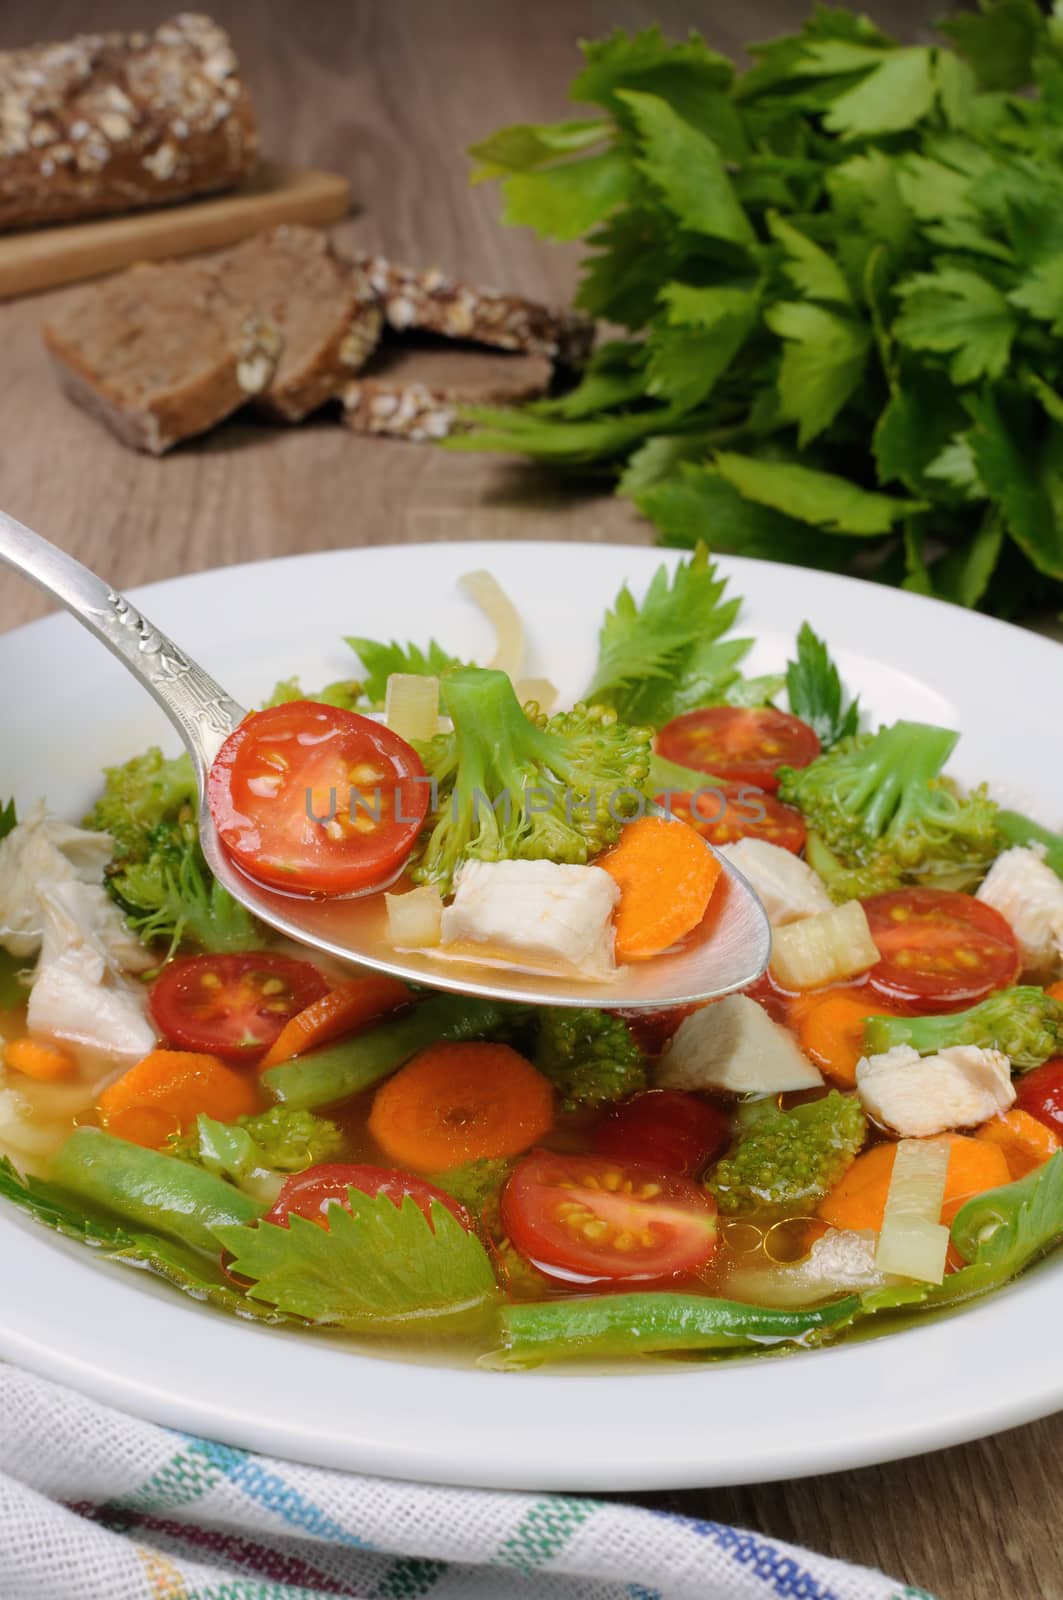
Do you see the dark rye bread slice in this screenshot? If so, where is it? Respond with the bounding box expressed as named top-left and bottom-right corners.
top-left (43, 259), bottom-right (280, 454)
top-left (214, 226), bottom-right (382, 421)
top-left (343, 341), bottom-right (552, 442)
top-left (353, 254), bottom-right (594, 368)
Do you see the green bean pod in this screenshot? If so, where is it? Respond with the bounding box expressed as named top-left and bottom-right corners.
top-left (492, 1291), bottom-right (860, 1366)
top-left (261, 994), bottom-right (520, 1110)
top-left (49, 1126), bottom-right (263, 1254)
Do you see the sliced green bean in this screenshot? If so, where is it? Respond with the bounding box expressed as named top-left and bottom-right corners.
top-left (491, 1291), bottom-right (860, 1366)
top-left (261, 994), bottom-right (519, 1110)
top-left (49, 1126), bottom-right (263, 1254)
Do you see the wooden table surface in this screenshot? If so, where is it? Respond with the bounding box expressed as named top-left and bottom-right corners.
top-left (0, 4), bottom-right (1055, 1596)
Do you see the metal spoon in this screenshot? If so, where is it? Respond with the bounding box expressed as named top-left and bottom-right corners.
top-left (0, 508), bottom-right (771, 1008)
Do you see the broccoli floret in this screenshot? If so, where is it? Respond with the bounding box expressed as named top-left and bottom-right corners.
top-left (863, 987), bottom-right (1063, 1070)
top-left (708, 1091), bottom-right (867, 1214)
top-left (83, 748), bottom-right (197, 862)
top-left (411, 667), bottom-right (651, 893)
top-left (534, 1007), bottom-right (646, 1111)
top-left (263, 678), bottom-right (363, 711)
top-left (429, 1156), bottom-right (515, 1239)
top-left (85, 747), bottom-right (261, 955)
top-left (109, 818), bottom-right (262, 956)
top-left (167, 1107), bottom-right (344, 1175)
top-left (778, 720), bottom-right (1000, 901)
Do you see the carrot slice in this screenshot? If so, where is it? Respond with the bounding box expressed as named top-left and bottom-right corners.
top-left (818, 1133), bottom-right (1010, 1233)
top-left (367, 1041), bottom-right (553, 1171)
top-left (258, 974), bottom-right (411, 1070)
top-left (3, 1037), bottom-right (76, 1083)
top-left (97, 1048), bottom-right (261, 1148)
top-left (1047, 981), bottom-right (1063, 1004)
top-left (974, 1108), bottom-right (1060, 1181)
top-left (797, 992), bottom-right (898, 1088)
top-left (597, 817), bottom-right (722, 963)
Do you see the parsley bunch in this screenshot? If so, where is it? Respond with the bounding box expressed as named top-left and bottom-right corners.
top-left (458, 1), bottom-right (1063, 616)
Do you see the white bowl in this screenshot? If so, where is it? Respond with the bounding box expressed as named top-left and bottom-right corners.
top-left (0, 540), bottom-right (1060, 1489)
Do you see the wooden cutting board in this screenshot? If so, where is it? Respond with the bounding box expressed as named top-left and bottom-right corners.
top-left (0, 160), bottom-right (351, 301)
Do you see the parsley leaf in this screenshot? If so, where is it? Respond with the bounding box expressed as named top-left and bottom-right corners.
top-left (619, 90), bottom-right (755, 248)
top-left (823, 47), bottom-right (938, 139)
top-left (215, 1193), bottom-right (498, 1329)
top-left (713, 455), bottom-right (924, 535)
top-left (894, 265), bottom-right (1018, 384)
top-left (766, 303), bottom-right (870, 445)
top-left (584, 543), bottom-right (750, 727)
top-left (786, 622), bottom-right (860, 747)
top-left (346, 637), bottom-right (464, 707)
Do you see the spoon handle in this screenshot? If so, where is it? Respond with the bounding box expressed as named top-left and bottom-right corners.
top-left (0, 508), bottom-right (245, 779)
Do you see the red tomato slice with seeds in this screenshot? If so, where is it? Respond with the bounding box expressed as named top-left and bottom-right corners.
top-left (265, 1164), bottom-right (470, 1230)
top-left (501, 1150), bottom-right (718, 1285)
top-left (1014, 1061), bottom-right (1063, 1140)
top-left (589, 1090), bottom-right (729, 1177)
top-left (660, 783), bottom-right (807, 853)
top-left (207, 701), bottom-right (429, 896)
top-left (655, 707), bottom-right (820, 793)
top-left (863, 887), bottom-right (1020, 1012)
top-left (149, 952), bottom-right (330, 1061)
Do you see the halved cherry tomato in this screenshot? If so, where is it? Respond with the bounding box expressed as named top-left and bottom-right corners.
top-left (208, 700), bottom-right (429, 896)
top-left (589, 1090), bottom-right (729, 1177)
top-left (501, 1150), bottom-right (718, 1285)
top-left (265, 1163), bottom-right (470, 1230)
top-left (149, 952), bottom-right (329, 1062)
top-left (862, 888), bottom-right (1020, 1012)
top-left (655, 707), bottom-right (820, 793)
top-left (660, 784), bottom-right (807, 853)
top-left (1015, 1060), bottom-right (1063, 1141)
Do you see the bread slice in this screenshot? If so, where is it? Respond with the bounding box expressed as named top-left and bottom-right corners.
top-left (353, 255), bottom-right (593, 367)
top-left (343, 341), bottom-right (552, 442)
top-left (214, 226), bottom-right (382, 421)
top-left (43, 260), bottom-right (281, 454)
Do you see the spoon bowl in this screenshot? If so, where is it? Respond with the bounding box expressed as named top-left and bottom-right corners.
top-left (0, 508), bottom-right (771, 1008)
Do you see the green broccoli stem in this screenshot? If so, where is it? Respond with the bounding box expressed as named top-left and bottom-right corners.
top-left (863, 986), bottom-right (1063, 1069)
top-left (49, 1127), bottom-right (263, 1254)
top-left (261, 994), bottom-right (521, 1110)
top-left (490, 1291), bottom-right (860, 1366)
top-left (852, 721), bottom-right (958, 836)
top-left (997, 811), bottom-right (1063, 879)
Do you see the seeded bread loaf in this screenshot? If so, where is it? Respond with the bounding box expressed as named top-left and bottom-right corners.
top-left (353, 254), bottom-right (594, 368)
top-left (214, 226), bottom-right (382, 421)
top-left (0, 15), bottom-right (257, 232)
top-left (343, 343), bottom-right (552, 442)
top-left (43, 260), bottom-right (280, 454)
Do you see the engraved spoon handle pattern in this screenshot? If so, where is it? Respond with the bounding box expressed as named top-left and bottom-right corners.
top-left (0, 509), bottom-right (244, 781)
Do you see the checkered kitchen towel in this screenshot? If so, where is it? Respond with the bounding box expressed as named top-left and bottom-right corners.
top-left (0, 1366), bottom-right (933, 1600)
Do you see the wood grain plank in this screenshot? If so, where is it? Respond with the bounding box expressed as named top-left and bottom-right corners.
top-left (0, 163), bottom-right (350, 300)
top-left (0, 5), bottom-right (1056, 1598)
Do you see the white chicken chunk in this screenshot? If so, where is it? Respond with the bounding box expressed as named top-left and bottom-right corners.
top-left (718, 838), bottom-right (832, 926)
top-left (27, 880), bottom-right (157, 1059)
top-left (855, 1044), bottom-right (1015, 1138)
top-left (0, 802), bottom-right (114, 959)
top-left (658, 993), bottom-right (824, 1094)
top-left (976, 845), bottom-right (1063, 982)
top-left (438, 858), bottom-right (620, 977)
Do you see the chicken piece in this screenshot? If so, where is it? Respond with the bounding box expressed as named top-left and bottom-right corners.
top-left (976, 846), bottom-right (1063, 982)
top-left (856, 1044), bottom-right (1015, 1138)
top-left (438, 858), bottom-right (619, 977)
top-left (658, 993), bottom-right (824, 1094)
top-left (27, 881), bottom-right (157, 1059)
top-left (0, 803), bottom-right (116, 959)
top-left (719, 838), bottom-right (832, 926)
